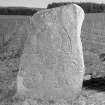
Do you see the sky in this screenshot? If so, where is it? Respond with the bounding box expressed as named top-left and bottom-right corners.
top-left (0, 0), bottom-right (105, 8)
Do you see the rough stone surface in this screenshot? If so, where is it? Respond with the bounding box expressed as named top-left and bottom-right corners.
top-left (17, 4), bottom-right (85, 103)
top-left (81, 13), bottom-right (105, 77)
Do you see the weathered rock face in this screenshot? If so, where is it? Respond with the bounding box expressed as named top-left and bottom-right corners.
top-left (17, 4), bottom-right (85, 102)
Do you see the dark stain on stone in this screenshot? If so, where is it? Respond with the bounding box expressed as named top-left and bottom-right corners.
top-left (99, 53), bottom-right (105, 62)
top-left (48, 100), bottom-right (55, 104)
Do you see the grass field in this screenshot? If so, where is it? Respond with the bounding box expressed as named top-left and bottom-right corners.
top-left (81, 13), bottom-right (105, 78)
top-left (0, 13), bottom-right (105, 104)
top-left (0, 15), bottom-right (30, 103)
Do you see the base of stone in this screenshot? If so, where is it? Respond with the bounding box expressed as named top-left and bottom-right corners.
top-left (12, 93), bottom-right (72, 105)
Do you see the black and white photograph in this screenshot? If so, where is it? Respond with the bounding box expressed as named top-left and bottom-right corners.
top-left (0, 0), bottom-right (105, 105)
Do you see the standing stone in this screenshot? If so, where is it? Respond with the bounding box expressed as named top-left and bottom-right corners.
top-left (17, 4), bottom-right (85, 103)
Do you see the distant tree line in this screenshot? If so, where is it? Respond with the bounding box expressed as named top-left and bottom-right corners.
top-left (0, 2), bottom-right (105, 15)
top-left (47, 2), bottom-right (105, 13)
top-left (0, 7), bottom-right (42, 15)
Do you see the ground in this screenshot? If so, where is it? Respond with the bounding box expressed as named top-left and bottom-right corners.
top-left (0, 77), bottom-right (105, 105)
top-left (0, 13), bottom-right (105, 105)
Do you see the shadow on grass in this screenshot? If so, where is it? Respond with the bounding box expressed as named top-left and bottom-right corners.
top-left (83, 77), bottom-right (105, 92)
